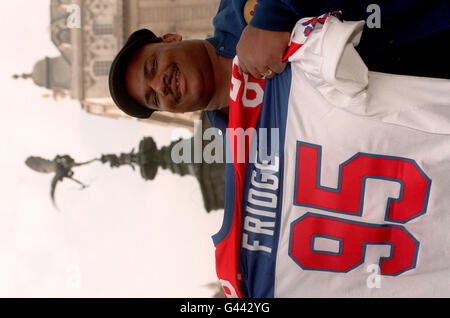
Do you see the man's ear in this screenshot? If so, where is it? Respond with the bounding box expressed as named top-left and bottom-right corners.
top-left (162, 33), bottom-right (182, 43)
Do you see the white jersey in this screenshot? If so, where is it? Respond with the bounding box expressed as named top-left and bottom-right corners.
top-left (214, 12), bottom-right (450, 297)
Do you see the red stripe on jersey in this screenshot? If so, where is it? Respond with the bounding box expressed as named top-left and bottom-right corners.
top-left (283, 42), bottom-right (303, 62)
top-left (214, 60), bottom-right (265, 298)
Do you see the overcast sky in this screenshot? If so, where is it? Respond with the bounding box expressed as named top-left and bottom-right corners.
top-left (0, 0), bottom-right (224, 297)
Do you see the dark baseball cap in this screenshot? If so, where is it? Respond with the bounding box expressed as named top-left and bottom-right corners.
top-left (109, 29), bottom-right (162, 119)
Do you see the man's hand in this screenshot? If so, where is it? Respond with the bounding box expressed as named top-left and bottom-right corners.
top-left (236, 24), bottom-right (291, 79)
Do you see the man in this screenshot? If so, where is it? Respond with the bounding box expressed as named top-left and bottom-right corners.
top-left (110, 0), bottom-right (449, 131)
top-left (109, 2), bottom-right (450, 298)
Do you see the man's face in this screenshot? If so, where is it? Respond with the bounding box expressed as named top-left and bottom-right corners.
top-left (125, 35), bottom-right (215, 113)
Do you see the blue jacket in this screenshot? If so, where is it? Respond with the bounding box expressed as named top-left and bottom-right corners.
top-left (206, 0), bottom-right (450, 131)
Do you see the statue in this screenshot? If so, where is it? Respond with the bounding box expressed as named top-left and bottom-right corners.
top-left (25, 155), bottom-right (97, 209)
top-left (25, 136), bottom-right (226, 212)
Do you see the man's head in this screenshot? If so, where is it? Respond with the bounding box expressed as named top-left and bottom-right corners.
top-left (109, 29), bottom-right (216, 118)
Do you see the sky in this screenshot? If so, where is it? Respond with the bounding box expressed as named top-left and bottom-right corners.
top-left (0, 1), bottom-right (224, 297)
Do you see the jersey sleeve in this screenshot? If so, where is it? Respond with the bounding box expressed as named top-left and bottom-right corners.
top-left (285, 13), bottom-right (450, 134)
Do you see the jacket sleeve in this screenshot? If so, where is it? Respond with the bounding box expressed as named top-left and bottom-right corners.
top-left (250, 0), bottom-right (339, 32)
top-left (249, 0), bottom-right (301, 31)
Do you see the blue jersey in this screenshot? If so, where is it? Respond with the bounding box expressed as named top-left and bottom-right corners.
top-left (214, 13), bottom-right (450, 298)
